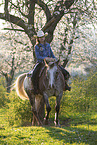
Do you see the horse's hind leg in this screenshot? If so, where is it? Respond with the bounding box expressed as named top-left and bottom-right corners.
top-left (43, 93), bottom-right (51, 125)
top-left (26, 91), bottom-right (43, 126)
top-left (31, 108), bottom-right (36, 126)
top-left (31, 107), bottom-right (42, 126)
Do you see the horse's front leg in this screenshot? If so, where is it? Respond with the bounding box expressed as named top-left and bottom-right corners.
top-left (43, 93), bottom-right (51, 125)
top-left (54, 92), bottom-right (63, 126)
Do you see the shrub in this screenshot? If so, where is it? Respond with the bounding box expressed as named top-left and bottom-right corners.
top-left (4, 72), bottom-right (97, 126)
top-left (0, 77), bottom-right (10, 108)
top-left (7, 91), bottom-right (32, 126)
top-left (60, 72), bottom-right (97, 115)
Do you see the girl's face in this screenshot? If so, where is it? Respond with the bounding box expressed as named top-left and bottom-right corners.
top-left (38, 36), bottom-right (45, 44)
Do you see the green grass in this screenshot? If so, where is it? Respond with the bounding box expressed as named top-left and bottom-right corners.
top-left (0, 73), bottom-right (97, 144)
top-left (0, 107), bottom-right (97, 145)
top-left (0, 124), bottom-right (97, 145)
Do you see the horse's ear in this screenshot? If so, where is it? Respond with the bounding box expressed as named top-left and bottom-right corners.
top-left (44, 58), bottom-right (46, 64)
top-left (44, 59), bottom-right (48, 67)
top-left (55, 59), bottom-right (60, 64)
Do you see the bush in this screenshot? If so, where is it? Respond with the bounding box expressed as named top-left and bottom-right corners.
top-left (0, 77), bottom-right (10, 108)
top-left (1, 72), bottom-right (96, 126)
top-left (7, 91), bottom-right (32, 126)
top-left (60, 72), bottom-right (97, 114)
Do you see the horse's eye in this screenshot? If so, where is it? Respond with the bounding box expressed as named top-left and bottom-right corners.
top-left (56, 71), bottom-right (58, 74)
top-left (55, 71), bottom-right (58, 78)
top-left (47, 71), bottom-right (50, 79)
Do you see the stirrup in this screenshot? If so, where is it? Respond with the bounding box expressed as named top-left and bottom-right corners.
top-left (64, 84), bottom-right (71, 91)
top-left (33, 89), bottom-right (39, 95)
top-left (27, 70), bottom-right (33, 78)
top-left (27, 73), bottom-right (32, 78)
top-left (65, 85), bottom-right (71, 91)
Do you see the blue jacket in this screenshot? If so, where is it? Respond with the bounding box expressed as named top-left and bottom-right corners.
top-left (35, 42), bottom-right (56, 63)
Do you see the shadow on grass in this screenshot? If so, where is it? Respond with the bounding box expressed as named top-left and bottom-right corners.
top-left (43, 125), bottom-right (97, 144)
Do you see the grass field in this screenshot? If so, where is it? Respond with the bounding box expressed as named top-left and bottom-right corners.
top-left (0, 107), bottom-right (97, 145)
top-left (0, 73), bottom-right (97, 144)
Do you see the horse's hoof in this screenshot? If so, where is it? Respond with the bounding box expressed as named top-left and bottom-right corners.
top-left (32, 121), bottom-right (43, 126)
top-left (32, 122), bottom-right (35, 126)
top-left (44, 118), bottom-right (49, 125)
top-left (38, 121), bottom-right (43, 126)
top-left (54, 121), bottom-right (61, 127)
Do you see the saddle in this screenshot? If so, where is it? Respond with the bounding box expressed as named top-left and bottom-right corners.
top-left (31, 61), bottom-right (71, 95)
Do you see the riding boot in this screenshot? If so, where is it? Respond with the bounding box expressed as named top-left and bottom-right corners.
top-left (59, 65), bottom-right (71, 91)
top-left (33, 82), bottom-right (39, 95)
top-left (27, 62), bottom-right (44, 95)
top-left (64, 82), bottom-right (71, 91)
top-left (27, 69), bottom-right (33, 77)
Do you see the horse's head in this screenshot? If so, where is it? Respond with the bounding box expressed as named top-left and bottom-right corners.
top-left (45, 59), bottom-right (60, 88)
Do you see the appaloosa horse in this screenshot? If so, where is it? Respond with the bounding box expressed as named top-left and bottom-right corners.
top-left (15, 59), bottom-right (65, 126)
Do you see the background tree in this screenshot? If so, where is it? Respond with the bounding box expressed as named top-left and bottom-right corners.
top-left (0, 0), bottom-right (96, 123)
top-left (0, 0), bottom-right (79, 61)
top-left (0, 0), bottom-right (96, 66)
top-left (0, 31), bottom-right (32, 92)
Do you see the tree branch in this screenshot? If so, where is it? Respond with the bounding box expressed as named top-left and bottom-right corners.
top-left (3, 28), bottom-right (25, 32)
top-left (0, 71), bottom-right (7, 77)
top-left (0, 13), bottom-right (35, 37)
top-left (4, 0), bottom-right (9, 20)
top-left (65, 0), bottom-right (77, 9)
top-left (10, 1), bottom-right (28, 18)
top-left (36, 0), bottom-right (51, 21)
top-left (42, 17), bottom-right (56, 31)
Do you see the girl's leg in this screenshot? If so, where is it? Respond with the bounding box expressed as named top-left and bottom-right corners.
top-left (59, 65), bottom-right (71, 91)
top-left (27, 62), bottom-right (44, 94)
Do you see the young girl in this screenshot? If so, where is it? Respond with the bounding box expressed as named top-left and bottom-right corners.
top-left (27, 30), bottom-right (71, 94)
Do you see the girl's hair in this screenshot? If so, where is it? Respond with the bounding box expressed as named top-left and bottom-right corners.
top-left (36, 38), bottom-right (46, 45)
top-left (36, 38), bottom-right (40, 45)
top-left (36, 37), bottom-right (46, 47)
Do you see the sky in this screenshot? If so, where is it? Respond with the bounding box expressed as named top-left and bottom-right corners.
top-left (0, 20), bottom-right (7, 30)
top-left (0, 3), bottom-right (9, 31)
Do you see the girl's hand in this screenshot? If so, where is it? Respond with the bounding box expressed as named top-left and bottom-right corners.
top-left (45, 57), bottom-right (56, 62)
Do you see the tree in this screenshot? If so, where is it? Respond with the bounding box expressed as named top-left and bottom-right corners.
top-left (0, 0), bottom-right (77, 62)
top-left (0, 31), bottom-right (32, 92)
top-left (0, 0), bottom-right (96, 65)
top-left (0, 0), bottom-right (96, 123)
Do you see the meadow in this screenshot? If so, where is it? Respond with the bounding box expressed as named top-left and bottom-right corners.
top-left (0, 73), bottom-right (97, 145)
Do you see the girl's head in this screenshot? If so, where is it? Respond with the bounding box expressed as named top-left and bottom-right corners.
top-left (34, 30), bottom-right (48, 44)
top-left (38, 36), bottom-right (45, 44)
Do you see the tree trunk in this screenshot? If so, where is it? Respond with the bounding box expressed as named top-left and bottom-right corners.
top-left (6, 77), bottom-right (12, 93)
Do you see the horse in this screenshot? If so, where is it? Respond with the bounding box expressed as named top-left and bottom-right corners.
top-left (15, 73), bottom-right (44, 126)
top-left (15, 59), bottom-right (65, 126)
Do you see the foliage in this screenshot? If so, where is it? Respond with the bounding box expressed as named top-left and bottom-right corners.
top-left (0, 30), bottom-right (33, 92)
top-left (0, 0), bottom-right (96, 59)
top-left (0, 31), bottom-right (33, 72)
top-left (0, 0), bottom-right (97, 92)
top-left (49, 72), bottom-right (97, 116)
top-left (0, 72), bottom-right (96, 126)
top-left (7, 91), bottom-right (32, 126)
top-left (0, 125), bottom-right (97, 145)
top-left (0, 77), bottom-right (10, 107)
top-left (0, 72), bottom-right (97, 145)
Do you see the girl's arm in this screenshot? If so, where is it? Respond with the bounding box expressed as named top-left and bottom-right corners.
top-left (49, 44), bottom-right (57, 60)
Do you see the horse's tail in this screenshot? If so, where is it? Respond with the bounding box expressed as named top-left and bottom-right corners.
top-left (15, 73), bottom-right (29, 100)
